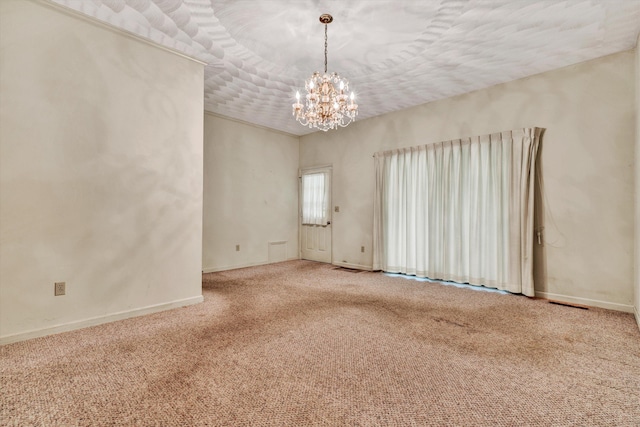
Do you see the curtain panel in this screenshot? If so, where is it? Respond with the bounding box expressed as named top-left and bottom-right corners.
top-left (373, 128), bottom-right (542, 296)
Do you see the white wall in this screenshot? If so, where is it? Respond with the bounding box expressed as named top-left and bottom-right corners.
top-left (301, 51), bottom-right (636, 312)
top-left (0, 0), bottom-right (205, 343)
top-left (202, 114), bottom-right (299, 272)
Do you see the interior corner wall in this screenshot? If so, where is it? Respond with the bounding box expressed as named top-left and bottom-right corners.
top-left (0, 0), bottom-right (205, 344)
top-left (202, 114), bottom-right (299, 272)
top-left (635, 34), bottom-right (640, 328)
top-left (301, 51), bottom-right (635, 312)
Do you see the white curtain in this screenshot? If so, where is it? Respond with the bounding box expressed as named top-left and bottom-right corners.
top-left (302, 172), bottom-right (330, 225)
top-left (373, 128), bottom-right (542, 296)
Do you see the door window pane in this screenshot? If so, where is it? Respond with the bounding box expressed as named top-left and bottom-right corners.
top-left (302, 172), bottom-right (329, 225)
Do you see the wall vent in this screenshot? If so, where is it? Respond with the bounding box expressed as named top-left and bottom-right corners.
top-left (268, 241), bottom-right (287, 263)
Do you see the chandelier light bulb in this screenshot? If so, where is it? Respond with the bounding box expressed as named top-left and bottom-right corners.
top-left (291, 13), bottom-right (358, 131)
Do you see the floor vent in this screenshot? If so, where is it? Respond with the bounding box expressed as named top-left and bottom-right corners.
top-left (548, 300), bottom-right (589, 310)
top-left (333, 267), bottom-right (364, 273)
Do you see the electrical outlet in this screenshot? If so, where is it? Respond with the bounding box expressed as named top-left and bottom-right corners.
top-left (361, 246), bottom-right (365, 253)
top-left (54, 282), bottom-right (66, 296)
top-left (236, 244), bottom-right (240, 251)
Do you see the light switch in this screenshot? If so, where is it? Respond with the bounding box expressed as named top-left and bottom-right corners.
top-left (334, 206), bottom-right (340, 212)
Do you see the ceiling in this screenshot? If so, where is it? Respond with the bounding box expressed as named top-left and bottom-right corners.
top-left (52, 0), bottom-right (640, 136)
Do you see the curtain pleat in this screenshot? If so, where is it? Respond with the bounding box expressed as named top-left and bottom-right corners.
top-left (373, 128), bottom-right (542, 296)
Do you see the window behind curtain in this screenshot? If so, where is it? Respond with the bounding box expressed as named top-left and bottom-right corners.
top-left (302, 172), bottom-right (329, 225)
top-left (373, 128), bottom-right (542, 296)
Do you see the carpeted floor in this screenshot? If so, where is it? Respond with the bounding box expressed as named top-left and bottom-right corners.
top-left (1, 260), bottom-right (639, 426)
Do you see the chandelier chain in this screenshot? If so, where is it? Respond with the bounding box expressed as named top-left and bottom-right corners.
top-left (324, 23), bottom-right (328, 73)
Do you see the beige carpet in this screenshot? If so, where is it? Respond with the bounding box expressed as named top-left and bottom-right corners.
top-left (2, 260), bottom-right (639, 426)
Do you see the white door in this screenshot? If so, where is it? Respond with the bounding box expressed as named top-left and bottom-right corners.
top-left (300, 167), bottom-right (332, 263)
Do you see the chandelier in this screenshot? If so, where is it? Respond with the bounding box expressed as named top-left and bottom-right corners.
top-left (292, 14), bottom-right (358, 131)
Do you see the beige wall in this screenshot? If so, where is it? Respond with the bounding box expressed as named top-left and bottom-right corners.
top-left (202, 114), bottom-right (299, 272)
top-left (0, 0), bottom-right (205, 343)
top-left (301, 51), bottom-right (636, 312)
top-left (635, 35), bottom-right (640, 327)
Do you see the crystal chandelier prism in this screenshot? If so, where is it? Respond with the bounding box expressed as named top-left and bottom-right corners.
top-left (292, 14), bottom-right (358, 131)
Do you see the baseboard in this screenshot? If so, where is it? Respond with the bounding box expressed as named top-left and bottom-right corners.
top-left (635, 305), bottom-right (640, 331)
top-left (332, 261), bottom-right (373, 271)
top-left (535, 291), bottom-right (634, 313)
top-left (0, 295), bottom-right (204, 346)
top-left (202, 257), bottom-right (299, 273)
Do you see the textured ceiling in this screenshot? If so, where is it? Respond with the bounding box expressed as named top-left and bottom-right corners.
top-left (52, 0), bottom-right (640, 136)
